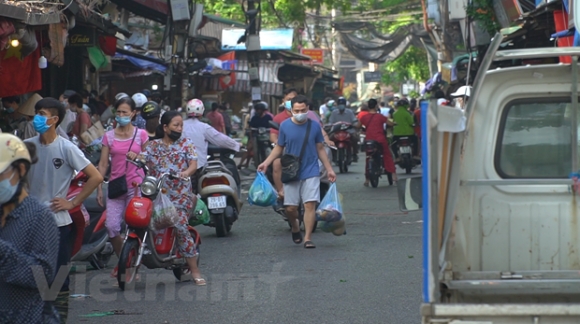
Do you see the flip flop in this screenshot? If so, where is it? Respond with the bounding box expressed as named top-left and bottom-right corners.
top-left (292, 231), bottom-right (303, 244)
top-left (304, 241), bottom-right (316, 249)
top-left (193, 278), bottom-right (207, 286)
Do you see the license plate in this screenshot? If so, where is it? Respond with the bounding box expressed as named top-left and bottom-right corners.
top-left (400, 146), bottom-right (412, 154)
top-left (207, 196), bottom-right (227, 209)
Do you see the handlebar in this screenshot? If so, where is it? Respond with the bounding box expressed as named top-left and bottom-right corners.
top-left (127, 159), bottom-right (189, 184)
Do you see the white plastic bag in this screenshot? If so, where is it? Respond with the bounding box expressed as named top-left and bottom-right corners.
top-left (151, 193), bottom-right (180, 231)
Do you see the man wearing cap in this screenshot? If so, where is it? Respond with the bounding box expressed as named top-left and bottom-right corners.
top-left (451, 85), bottom-right (471, 110)
top-left (131, 93), bottom-right (148, 129)
top-left (16, 93), bottom-right (42, 139)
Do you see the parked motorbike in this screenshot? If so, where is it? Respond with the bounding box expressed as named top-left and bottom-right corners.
top-left (117, 160), bottom-right (201, 291)
top-left (267, 121), bottom-right (334, 231)
top-left (67, 172), bottom-right (113, 270)
top-left (392, 136), bottom-right (420, 174)
top-left (325, 122), bottom-right (353, 173)
top-left (251, 127), bottom-right (272, 168)
top-left (364, 140), bottom-right (394, 188)
top-left (197, 145), bottom-right (242, 237)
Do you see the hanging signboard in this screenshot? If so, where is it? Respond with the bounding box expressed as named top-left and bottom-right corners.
top-left (363, 71), bottom-right (382, 83)
top-left (68, 26), bottom-right (96, 47)
top-left (300, 48), bottom-right (324, 64)
top-left (222, 28), bottom-right (293, 51)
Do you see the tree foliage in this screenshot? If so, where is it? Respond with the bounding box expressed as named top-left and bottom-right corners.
top-left (381, 45), bottom-right (430, 89)
top-left (199, 0), bottom-right (351, 28)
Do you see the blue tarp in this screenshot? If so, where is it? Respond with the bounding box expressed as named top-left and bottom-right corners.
top-left (114, 52), bottom-right (167, 73)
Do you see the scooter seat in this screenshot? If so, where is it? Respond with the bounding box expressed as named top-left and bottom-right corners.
top-left (208, 145), bottom-right (237, 156)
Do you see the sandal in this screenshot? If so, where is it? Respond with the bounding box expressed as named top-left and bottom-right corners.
top-left (304, 241), bottom-right (316, 249)
top-left (292, 231), bottom-right (303, 244)
top-left (110, 266), bottom-right (118, 278)
top-left (193, 278), bottom-right (207, 286)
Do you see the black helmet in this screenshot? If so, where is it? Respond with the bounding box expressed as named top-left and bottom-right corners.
top-left (395, 98), bottom-right (409, 108)
top-left (254, 101), bottom-right (268, 111)
top-left (337, 97), bottom-right (347, 105)
top-left (141, 101), bottom-right (161, 120)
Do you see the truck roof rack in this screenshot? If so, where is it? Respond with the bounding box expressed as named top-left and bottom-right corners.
top-left (494, 47), bottom-right (580, 61)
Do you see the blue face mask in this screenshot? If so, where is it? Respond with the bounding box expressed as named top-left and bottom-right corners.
top-left (0, 171), bottom-right (17, 205)
top-left (33, 115), bottom-right (53, 134)
top-left (285, 101), bottom-right (292, 110)
top-left (115, 116), bottom-right (132, 126)
top-left (338, 105), bottom-right (346, 112)
top-left (5, 107), bottom-right (14, 114)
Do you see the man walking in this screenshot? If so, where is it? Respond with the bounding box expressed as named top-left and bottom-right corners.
top-left (207, 102), bottom-right (226, 134)
top-left (219, 103), bottom-right (233, 136)
top-left (258, 95), bottom-right (336, 249)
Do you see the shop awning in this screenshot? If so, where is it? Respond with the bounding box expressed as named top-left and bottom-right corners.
top-left (0, 3), bottom-right (60, 25)
top-left (114, 48), bottom-right (167, 73)
top-left (109, 0), bottom-right (168, 24)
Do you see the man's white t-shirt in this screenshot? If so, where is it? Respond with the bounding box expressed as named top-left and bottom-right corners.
top-left (182, 118), bottom-right (240, 169)
top-left (25, 135), bottom-right (91, 227)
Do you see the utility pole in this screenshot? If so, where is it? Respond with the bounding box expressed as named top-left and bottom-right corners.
top-left (245, 0), bottom-right (262, 104)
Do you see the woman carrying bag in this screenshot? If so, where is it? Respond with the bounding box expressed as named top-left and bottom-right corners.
top-left (96, 97), bottom-right (148, 277)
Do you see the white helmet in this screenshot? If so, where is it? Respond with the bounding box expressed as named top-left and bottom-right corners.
top-left (115, 92), bottom-right (129, 101)
top-left (0, 134), bottom-right (31, 174)
top-left (451, 85), bottom-right (472, 97)
top-left (132, 93), bottom-right (147, 108)
top-left (186, 98), bottom-right (205, 116)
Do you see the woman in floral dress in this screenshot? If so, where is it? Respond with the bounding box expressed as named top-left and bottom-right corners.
top-left (140, 111), bottom-right (205, 285)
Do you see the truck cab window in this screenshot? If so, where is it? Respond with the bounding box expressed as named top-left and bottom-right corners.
top-left (496, 99), bottom-right (572, 178)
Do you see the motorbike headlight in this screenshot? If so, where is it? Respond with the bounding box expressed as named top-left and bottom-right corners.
top-left (141, 180), bottom-right (157, 196)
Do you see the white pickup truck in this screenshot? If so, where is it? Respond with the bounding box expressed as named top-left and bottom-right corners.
top-left (399, 34), bottom-right (580, 323)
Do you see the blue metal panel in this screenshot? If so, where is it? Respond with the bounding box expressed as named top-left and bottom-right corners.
top-left (421, 100), bottom-right (430, 303)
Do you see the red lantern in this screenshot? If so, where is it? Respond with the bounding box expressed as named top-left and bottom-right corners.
top-left (98, 36), bottom-right (117, 56)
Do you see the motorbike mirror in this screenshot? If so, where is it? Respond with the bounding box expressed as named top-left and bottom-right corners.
top-left (396, 175), bottom-right (422, 212)
top-left (268, 120), bottom-right (280, 130)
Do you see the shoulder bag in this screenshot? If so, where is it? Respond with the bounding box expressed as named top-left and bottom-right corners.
top-left (108, 128), bottom-right (138, 199)
top-left (280, 120), bottom-right (312, 183)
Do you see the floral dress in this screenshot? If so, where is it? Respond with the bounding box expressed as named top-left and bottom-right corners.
top-left (142, 137), bottom-right (198, 257)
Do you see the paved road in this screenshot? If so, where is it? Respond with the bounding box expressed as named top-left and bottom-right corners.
top-left (68, 159), bottom-right (423, 324)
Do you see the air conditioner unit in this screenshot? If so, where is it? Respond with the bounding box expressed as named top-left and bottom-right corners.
top-left (449, 0), bottom-right (468, 21)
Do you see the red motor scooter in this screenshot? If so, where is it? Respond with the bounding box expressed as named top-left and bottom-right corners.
top-left (325, 121), bottom-right (354, 173)
top-left (67, 172), bottom-right (113, 269)
top-left (117, 159), bottom-right (201, 291)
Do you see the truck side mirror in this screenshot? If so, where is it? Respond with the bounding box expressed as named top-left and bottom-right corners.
top-left (396, 175), bottom-right (422, 211)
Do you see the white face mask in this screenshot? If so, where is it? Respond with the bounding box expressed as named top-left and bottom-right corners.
top-left (293, 112), bottom-right (308, 122)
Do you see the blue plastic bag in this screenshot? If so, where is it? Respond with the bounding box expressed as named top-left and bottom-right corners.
top-left (248, 172), bottom-right (278, 207)
top-left (316, 183), bottom-right (346, 236)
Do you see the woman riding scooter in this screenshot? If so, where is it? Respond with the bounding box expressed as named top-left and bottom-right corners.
top-left (358, 99), bottom-right (398, 186)
top-left (137, 111), bottom-right (206, 285)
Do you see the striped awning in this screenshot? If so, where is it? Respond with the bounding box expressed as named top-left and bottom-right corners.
top-left (208, 60), bottom-right (284, 96)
